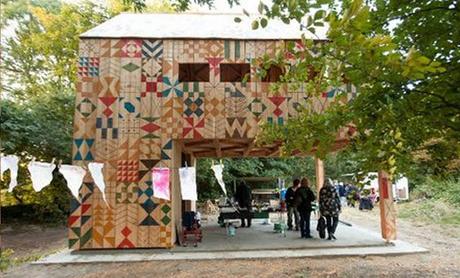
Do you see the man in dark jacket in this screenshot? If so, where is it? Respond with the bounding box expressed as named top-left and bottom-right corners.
top-left (285, 179), bottom-right (300, 231)
top-left (295, 178), bottom-right (316, 238)
top-left (234, 181), bottom-right (252, 227)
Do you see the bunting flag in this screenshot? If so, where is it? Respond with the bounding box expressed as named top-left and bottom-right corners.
top-left (88, 162), bottom-right (108, 205)
top-left (59, 164), bottom-right (86, 199)
top-left (179, 166), bottom-right (197, 201)
top-left (0, 155), bottom-right (19, 192)
top-left (28, 161), bottom-right (56, 192)
top-left (152, 167), bottom-right (170, 200)
top-left (211, 164), bottom-right (227, 195)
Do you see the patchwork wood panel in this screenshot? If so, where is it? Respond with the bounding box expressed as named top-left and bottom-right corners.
top-left (72, 38), bottom-right (355, 250)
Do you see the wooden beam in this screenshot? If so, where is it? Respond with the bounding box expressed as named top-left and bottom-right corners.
top-left (194, 151), bottom-right (243, 158)
top-left (219, 138), bottom-right (251, 144)
top-left (183, 140), bottom-right (213, 147)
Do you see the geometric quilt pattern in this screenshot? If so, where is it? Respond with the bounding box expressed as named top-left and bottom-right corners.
top-left (72, 36), bottom-right (353, 250)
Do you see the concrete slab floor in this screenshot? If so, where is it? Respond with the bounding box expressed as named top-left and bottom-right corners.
top-left (174, 217), bottom-right (386, 252)
top-left (35, 218), bottom-right (427, 264)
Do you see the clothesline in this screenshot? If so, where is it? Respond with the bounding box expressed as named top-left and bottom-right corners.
top-left (1, 154), bottom-right (226, 204)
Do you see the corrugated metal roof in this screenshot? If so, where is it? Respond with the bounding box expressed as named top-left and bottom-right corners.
top-left (80, 13), bottom-right (327, 40)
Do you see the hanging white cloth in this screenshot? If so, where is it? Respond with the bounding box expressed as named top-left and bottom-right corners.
top-left (59, 164), bottom-right (86, 199)
top-left (211, 164), bottom-right (227, 195)
top-left (0, 155), bottom-right (19, 192)
top-left (179, 166), bottom-right (197, 201)
top-left (28, 161), bottom-right (56, 192)
top-left (88, 162), bottom-right (107, 205)
top-left (152, 167), bottom-right (170, 200)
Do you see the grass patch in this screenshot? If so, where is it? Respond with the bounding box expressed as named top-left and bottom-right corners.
top-left (0, 247), bottom-right (59, 272)
top-left (398, 199), bottom-right (460, 225)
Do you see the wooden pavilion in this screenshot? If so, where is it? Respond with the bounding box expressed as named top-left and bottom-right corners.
top-left (70, 13), bottom-right (396, 249)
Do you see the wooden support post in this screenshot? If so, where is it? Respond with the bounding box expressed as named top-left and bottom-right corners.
top-left (378, 170), bottom-right (397, 241)
top-left (315, 157), bottom-right (324, 200)
top-left (214, 139), bottom-right (222, 158)
top-left (189, 155), bottom-right (197, 212)
top-left (243, 141), bottom-right (254, 156)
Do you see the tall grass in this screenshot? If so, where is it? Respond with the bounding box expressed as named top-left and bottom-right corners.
top-left (398, 178), bottom-right (460, 225)
top-left (411, 178), bottom-right (460, 206)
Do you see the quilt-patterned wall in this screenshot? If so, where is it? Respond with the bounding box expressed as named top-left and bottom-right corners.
top-left (70, 38), bottom-right (354, 249)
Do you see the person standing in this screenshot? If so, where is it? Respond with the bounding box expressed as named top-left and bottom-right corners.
top-left (234, 181), bottom-right (253, 228)
top-left (295, 178), bottom-right (316, 238)
top-left (338, 182), bottom-right (347, 207)
top-left (285, 179), bottom-right (300, 231)
top-left (319, 178), bottom-right (341, 240)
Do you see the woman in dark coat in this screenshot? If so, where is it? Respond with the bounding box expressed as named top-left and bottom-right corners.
top-left (294, 178), bottom-right (316, 238)
top-left (319, 178), bottom-right (341, 240)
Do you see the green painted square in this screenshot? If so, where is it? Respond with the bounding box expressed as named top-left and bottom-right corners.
top-left (161, 204), bottom-right (171, 214)
top-left (161, 215), bottom-right (171, 225)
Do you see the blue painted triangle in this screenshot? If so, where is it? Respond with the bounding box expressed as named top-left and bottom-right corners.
top-left (86, 139), bottom-right (95, 147)
top-left (74, 151), bottom-right (83, 161)
top-left (84, 151), bottom-right (94, 161)
top-left (163, 139), bottom-right (172, 150)
top-left (74, 139), bottom-right (84, 148)
top-left (161, 150), bottom-right (170, 160)
top-left (140, 215), bottom-right (159, 226)
top-left (231, 89), bottom-right (244, 98)
top-left (69, 198), bottom-right (81, 214)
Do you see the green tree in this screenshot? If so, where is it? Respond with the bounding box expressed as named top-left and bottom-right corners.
top-left (0, 0), bottom-right (173, 221)
top-left (196, 157), bottom-right (318, 200)
top-left (0, 0), bottom-right (111, 221)
top-left (250, 0), bottom-right (458, 179)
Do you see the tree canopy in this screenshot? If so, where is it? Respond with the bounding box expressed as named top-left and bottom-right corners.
top-left (228, 0), bottom-right (459, 179)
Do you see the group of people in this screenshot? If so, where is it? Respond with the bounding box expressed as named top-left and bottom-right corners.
top-left (285, 178), bottom-right (341, 240)
top-left (233, 177), bottom-right (342, 240)
top-left (337, 182), bottom-right (378, 209)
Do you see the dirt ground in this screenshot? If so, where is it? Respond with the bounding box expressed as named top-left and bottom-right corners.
top-left (1, 224), bottom-right (67, 259)
top-left (2, 206), bottom-right (460, 278)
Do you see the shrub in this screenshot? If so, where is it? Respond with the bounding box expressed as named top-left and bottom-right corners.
top-left (412, 177), bottom-right (460, 206)
top-left (0, 249), bottom-right (14, 272)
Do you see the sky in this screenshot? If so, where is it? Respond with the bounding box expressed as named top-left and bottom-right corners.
top-left (2, 0), bottom-right (259, 39)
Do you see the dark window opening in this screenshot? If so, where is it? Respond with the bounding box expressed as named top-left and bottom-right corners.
top-left (262, 65), bottom-right (283, 82)
top-left (220, 63), bottom-right (251, 82)
top-left (179, 63), bottom-right (210, 82)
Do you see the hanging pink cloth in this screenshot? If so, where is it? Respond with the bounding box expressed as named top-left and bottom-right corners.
top-left (152, 167), bottom-right (170, 200)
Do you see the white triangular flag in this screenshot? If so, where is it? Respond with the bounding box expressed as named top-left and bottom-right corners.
top-left (28, 161), bottom-right (56, 192)
top-left (59, 164), bottom-right (86, 199)
top-left (211, 164), bottom-right (227, 195)
top-left (179, 166), bottom-right (197, 201)
top-left (88, 162), bottom-right (108, 205)
top-left (1, 155), bottom-right (19, 192)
